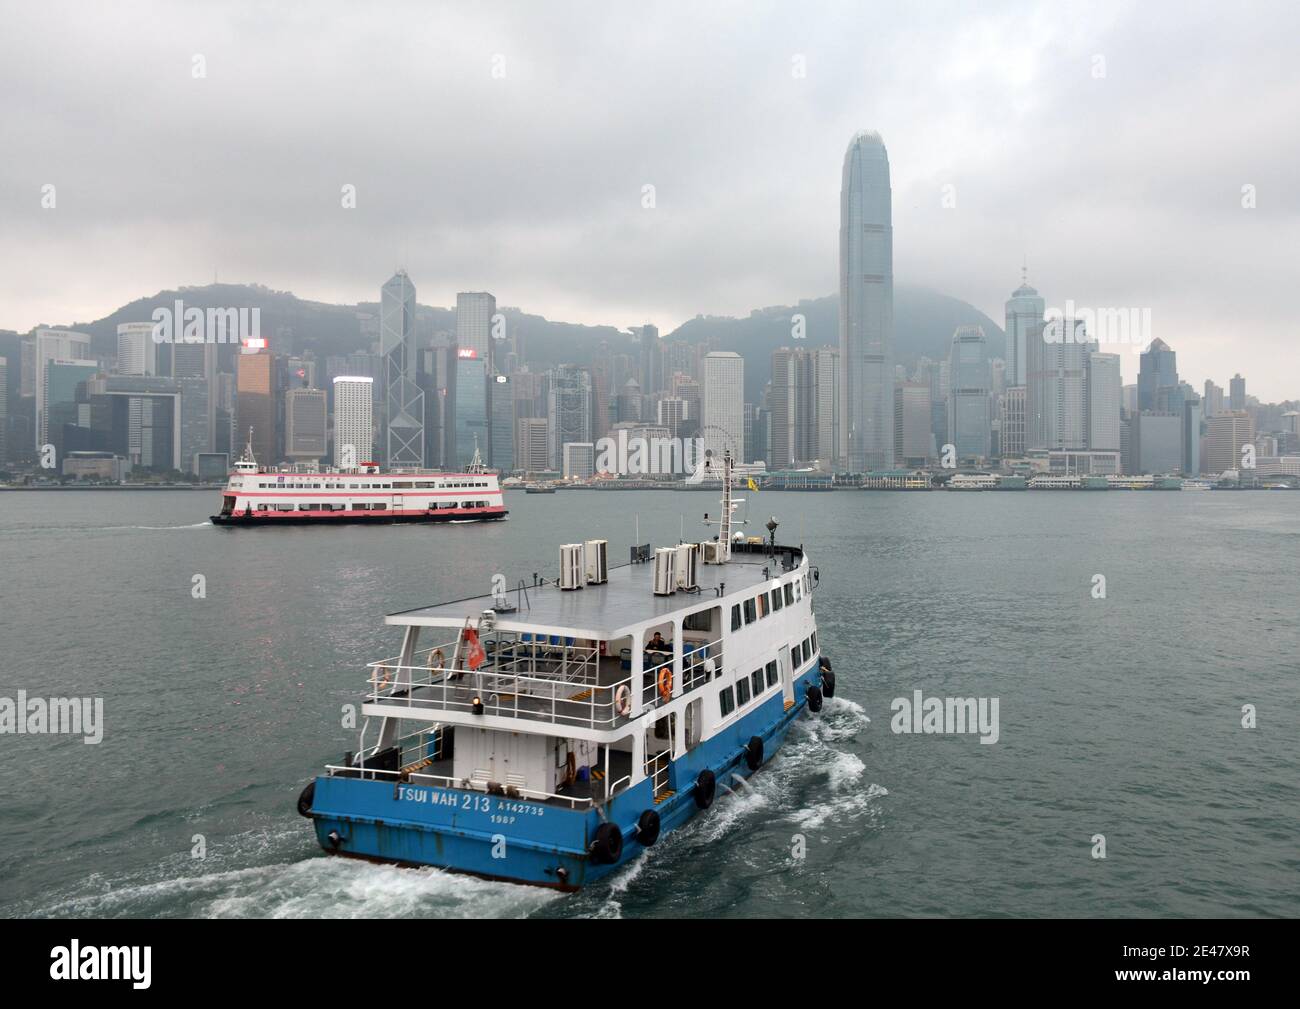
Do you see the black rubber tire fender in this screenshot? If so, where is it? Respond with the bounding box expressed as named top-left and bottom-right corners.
top-left (637, 808), bottom-right (661, 846)
top-left (591, 822), bottom-right (624, 864)
top-left (807, 684), bottom-right (824, 713)
top-left (821, 669), bottom-right (836, 698)
top-left (297, 780), bottom-right (315, 818)
top-left (694, 768), bottom-right (717, 809)
top-left (745, 735), bottom-right (764, 771)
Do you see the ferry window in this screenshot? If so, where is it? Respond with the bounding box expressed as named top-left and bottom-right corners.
top-left (743, 599), bottom-right (756, 624)
top-left (256, 504), bottom-right (267, 511)
top-left (795, 581), bottom-right (802, 602)
top-left (804, 636), bottom-right (812, 655)
top-left (792, 642), bottom-right (802, 667)
top-left (810, 632), bottom-right (817, 653)
top-left (765, 660), bottom-right (778, 687)
top-left (731, 605), bottom-right (741, 632)
top-left (772, 588), bottom-right (783, 611)
top-left (683, 611), bottom-right (711, 633)
top-left (756, 592), bottom-right (768, 618)
top-left (373, 503), bottom-right (387, 511)
top-left (750, 669), bottom-right (763, 696)
top-left (783, 583), bottom-right (794, 606)
top-left (719, 686), bottom-right (735, 716)
top-left (736, 678), bottom-right (751, 706)
top-left (394, 481), bottom-right (413, 489)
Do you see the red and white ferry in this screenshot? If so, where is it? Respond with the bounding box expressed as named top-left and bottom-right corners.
top-left (212, 436), bottom-right (507, 527)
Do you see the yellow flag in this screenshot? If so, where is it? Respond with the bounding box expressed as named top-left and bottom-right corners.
top-left (747, 478), bottom-right (759, 491)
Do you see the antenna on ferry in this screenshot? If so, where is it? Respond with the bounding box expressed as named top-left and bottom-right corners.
top-left (468, 435), bottom-right (486, 474)
top-left (235, 427), bottom-right (258, 471)
top-left (701, 448), bottom-right (745, 563)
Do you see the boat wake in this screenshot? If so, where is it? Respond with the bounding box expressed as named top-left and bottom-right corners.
top-left (32, 854), bottom-right (558, 919)
top-left (0, 521), bottom-right (212, 536)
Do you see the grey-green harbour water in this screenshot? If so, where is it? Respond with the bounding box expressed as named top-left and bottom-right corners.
top-left (0, 489), bottom-right (1296, 918)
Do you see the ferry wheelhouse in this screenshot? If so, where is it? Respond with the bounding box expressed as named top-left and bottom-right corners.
top-left (297, 453), bottom-right (836, 890)
top-left (212, 435), bottom-right (506, 526)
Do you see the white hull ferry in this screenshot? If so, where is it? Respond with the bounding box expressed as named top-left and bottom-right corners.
top-left (212, 436), bottom-right (506, 527)
top-left (297, 452), bottom-right (835, 889)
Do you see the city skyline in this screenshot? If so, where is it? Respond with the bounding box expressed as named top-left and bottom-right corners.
top-left (2, 2), bottom-right (1299, 400)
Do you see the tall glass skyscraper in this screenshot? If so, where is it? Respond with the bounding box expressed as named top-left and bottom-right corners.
top-left (454, 292), bottom-right (497, 469)
top-left (839, 131), bottom-right (894, 471)
top-left (946, 326), bottom-right (991, 462)
top-left (1003, 271), bottom-right (1044, 388)
top-left (380, 270), bottom-right (424, 467)
top-left (1137, 338), bottom-right (1178, 412)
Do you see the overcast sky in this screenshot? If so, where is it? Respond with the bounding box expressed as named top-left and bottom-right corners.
top-left (2, 1), bottom-right (1297, 399)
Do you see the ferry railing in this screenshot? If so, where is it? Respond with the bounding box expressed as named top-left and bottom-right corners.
top-left (366, 659), bottom-right (637, 730)
top-left (639, 633), bottom-right (723, 711)
top-left (322, 762), bottom-right (602, 811)
top-left (646, 750), bottom-right (670, 798)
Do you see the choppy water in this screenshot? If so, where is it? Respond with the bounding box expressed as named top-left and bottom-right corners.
top-left (0, 488), bottom-right (1296, 918)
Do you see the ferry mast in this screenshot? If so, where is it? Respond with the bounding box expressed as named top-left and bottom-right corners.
top-left (704, 449), bottom-right (744, 563)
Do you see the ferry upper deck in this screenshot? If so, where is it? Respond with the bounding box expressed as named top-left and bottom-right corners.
top-left (386, 540), bottom-right (807, 640)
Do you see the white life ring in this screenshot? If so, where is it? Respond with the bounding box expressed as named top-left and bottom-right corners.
top-left (614, 684), bottom-right (632, 716)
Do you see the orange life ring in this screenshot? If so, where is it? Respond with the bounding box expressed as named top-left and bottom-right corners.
top-left (657, 666), bottom-right (673, 701)
top-left (614, 684), bottom-right (632, 716)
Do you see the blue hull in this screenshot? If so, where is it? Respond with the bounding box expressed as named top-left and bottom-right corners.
top-left (306, 665), bottom-right (825, 890)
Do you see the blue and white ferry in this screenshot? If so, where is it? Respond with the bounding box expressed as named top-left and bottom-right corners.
top-left (297, 452), bottom-right (836, 890)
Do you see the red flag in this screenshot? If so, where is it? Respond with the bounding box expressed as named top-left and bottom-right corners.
top-left (463, 628), bottom-right (486, 670)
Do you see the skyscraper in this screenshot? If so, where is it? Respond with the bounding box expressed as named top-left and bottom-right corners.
top-left (0, 357), bottom-right (7, 464)
top-left (946, 326), bottom-right (991, 462)
top-left (638, 325), bottom-right (663, 397)
top-left (1003, 270), bottom-right (1044, 388)
top-left (45, 358), bottom-right (99, 461)
top-left (770, 347), bottom-right (816, 468)
top-left (380, 270), bottom-right (424, 467)
top-left (548, 365), bottom-right (592, 471)
top-left (1182, 394), bottom-right (1203, 477)
top-left (456, 292), bottom-right (497, 363)
top-left (235, 347), bottom-right (277, 466)
top-left (1205, 411), bottom-right (1254, 475)
top-left (702, 351), bottom-right (744, 463)
top-left (1138, 338), bottom-right (1178, 412)
top-left (1000, 385), bottom-right (1027, 459)
top-left (1229, 373), bottom-right (1246, 411)
top-left (1086, 352), bottom-right (1122, 453)
top-left (285, 387), bottom-right (327, 462)
top-left (839, 131), bottom-right (894, 471)
top-left (453, 292), bottom-right (496, 468)
top-left (1026, 317), bottom-right (1091, 452)
top-left (116, 322), bottom-right (157, 377)
top-left (332, 376), bottom-right (374, 468)
top-left (33, 328), bottom-right (92, 450)
top-left (1202, 379), bottom-right (1223, 418)
top-left (514, 416), bottom-right (550, 473)
top-left (894, 381), bottom-right (933, 466)
top-left (813, 346), bottom-right (840, 466)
